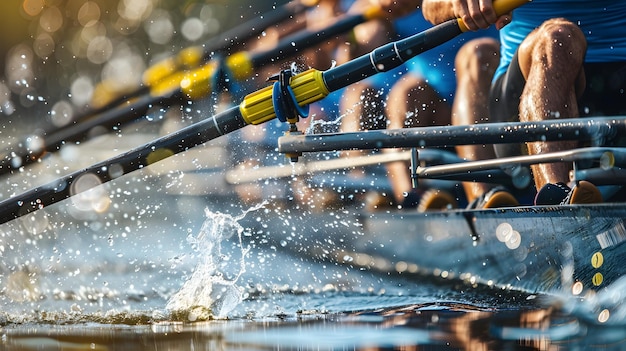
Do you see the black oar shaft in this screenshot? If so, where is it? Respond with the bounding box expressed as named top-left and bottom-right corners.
top-left (249, 11), bottom-right (372, 67)
top-left (0, 92), bottom-right (176, 175)
top-left (323, 19), bottom-right (462, 91)
top-left (0, 106), bottom-right (246, 224)
top-left (201, 0), bottom-right (318, 61)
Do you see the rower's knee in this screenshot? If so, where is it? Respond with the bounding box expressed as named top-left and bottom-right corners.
top-left (519, 18), bottom-right (586, 77)
top-left (386, 75), bottom-right (426, 128)
top-left (455, 37), bottom-right (500, 84)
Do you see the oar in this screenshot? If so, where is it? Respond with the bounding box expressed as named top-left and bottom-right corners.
top-left (0, 4), bottom-right (386, 177)
top-left (92, 0), bottom-right (321, 110)
top-left (0, 0), bottom-right (529, 225)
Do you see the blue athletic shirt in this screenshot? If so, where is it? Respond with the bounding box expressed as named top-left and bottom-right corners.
top-left (495, 0), bottom-right (626, 79)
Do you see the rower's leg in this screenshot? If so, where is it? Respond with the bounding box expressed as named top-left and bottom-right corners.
top-left (517, 18), bottom-right (586, 189)
top-left (385, 74), bottom-right (451, 206)
top-left (339, 82), bottom-right (387, 160)
top-left (453, 37), bottom-right (500, 203)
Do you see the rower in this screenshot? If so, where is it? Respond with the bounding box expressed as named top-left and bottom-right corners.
top-left (421, 0), bottom-right (626, 206)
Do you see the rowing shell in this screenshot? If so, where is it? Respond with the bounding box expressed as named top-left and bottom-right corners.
top-left (248, 203), bottom-right (626, 296)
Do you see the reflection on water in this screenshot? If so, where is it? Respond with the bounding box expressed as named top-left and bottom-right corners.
top-left (2, 300), bottom-right (626, 350)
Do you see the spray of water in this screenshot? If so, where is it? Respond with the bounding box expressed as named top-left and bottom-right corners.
top-left (166, 204), bottom-right (264, 319)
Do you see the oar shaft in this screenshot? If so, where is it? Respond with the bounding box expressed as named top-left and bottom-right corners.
top-left (323, 19), bottom-right (462, 91)
top-left (201, 0), bottom-right (320, 62)
top-left (322, 0), bottom-right (529, 91)
top-left (0, 92), bottom-right (177, 176)
top-left (249, 11), bottom-right (377, 67)
top-left (0, 106), bottom-right (247, 225)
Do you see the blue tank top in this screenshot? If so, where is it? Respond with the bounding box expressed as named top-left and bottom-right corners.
top-left (495, 0), bottom-right (626, 79)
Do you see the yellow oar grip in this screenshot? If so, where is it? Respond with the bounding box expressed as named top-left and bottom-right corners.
top-left (225, 52), bottom-right (255, 81)
top-left (458, 0), bottom-right (530, 32)
top-left (179, 52), bottom-right (255, 100)
top-left (301, 0), bottom-right (321, 6)
top-left (239, 69), bottom-right (329, 125)
top-left (180, 61), bottom-right (219, 100)
top-left (143, 46), bottom-right (204, 88)
top-left (363, 6), bottom-right (385, 20)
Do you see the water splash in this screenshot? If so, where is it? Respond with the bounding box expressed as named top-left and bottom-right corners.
top-left (166, 204), bottom-right (264, 319)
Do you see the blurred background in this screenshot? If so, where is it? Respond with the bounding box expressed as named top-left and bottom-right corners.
top-left (0, 0), bottom-right (289, 131)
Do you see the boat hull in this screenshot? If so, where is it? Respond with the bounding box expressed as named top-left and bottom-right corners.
top-left (356, 204), bottom-right (626, 294)
top-left (253, 204), bottom-right (626, 295)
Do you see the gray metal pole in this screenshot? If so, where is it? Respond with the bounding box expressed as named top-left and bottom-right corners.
top-left (278, 117), bottom-right (626, 153)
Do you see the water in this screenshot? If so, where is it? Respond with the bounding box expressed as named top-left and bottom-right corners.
top-left (1, 166), bottom-right (625, 350)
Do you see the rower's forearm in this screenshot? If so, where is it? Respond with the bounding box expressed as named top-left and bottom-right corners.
top-left (421, 0), bottom-right (456, 24)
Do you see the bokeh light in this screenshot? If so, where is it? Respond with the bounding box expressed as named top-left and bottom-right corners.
top-left (0, 0), bottom-right (276, 136)
top-left (145, 9), bottom-right (174, 45)
top-left (39, 6), bottom-right (63, 33)
top-left (22, 0), bottom-right (45, 17)
top-left (77, 1), bottom-right (101, 27)
top-left (181, 17), bottom-right (204, 42)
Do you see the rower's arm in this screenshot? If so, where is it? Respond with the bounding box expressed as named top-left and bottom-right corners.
top-left (423, 0), bottom-right (525, 31)
top-left (421, 0), bottom-right (459, 24)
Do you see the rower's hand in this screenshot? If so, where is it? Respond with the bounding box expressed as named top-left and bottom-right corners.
top-left (453, 0), bottom-right (511, 30)
top-left (369, 0), bottom-right (420, 18)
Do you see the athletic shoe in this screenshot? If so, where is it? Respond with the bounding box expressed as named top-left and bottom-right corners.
top-left (534, 182), bottom-right (570, 205)
top-left (534, 180), bottom-right (602, 205)
top-left (417, 189), bottom-right (457, 212)
top-left (564, 180), bottom-right (603, 204)
top-left (400, 189), bottom-right (421, 209)
top-left (364, 191), bottom-right (396, 211)
top-left (467, 186), bottom-right (520, 209)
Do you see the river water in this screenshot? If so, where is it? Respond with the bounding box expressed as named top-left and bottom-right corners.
top-left (1, 157), bottom-right (625, 350)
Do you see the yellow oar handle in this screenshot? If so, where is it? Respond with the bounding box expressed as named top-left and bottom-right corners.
top-left (301, 0), bottom-right (321, 6)
top-left (143, 47), bottom-right (204, 90)
top-left (240, 69), bottom-right (329, 125)
top-left (457, 0), bottom-right (530, 32)
top-left (147, 51), bottom-right (255, 100)
top-left (363, 6), bottom-right (385, 21)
